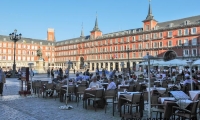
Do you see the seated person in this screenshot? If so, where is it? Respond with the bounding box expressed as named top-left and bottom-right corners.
top-left (59, 75), bottom-right (67, 84)
top-left (75, 73), bottom-right (82, 82)
top-left (183, 74), bottom-right (196, 85)
top-left (107, 78), bottom-right (116, 90)
top-left (89, 75), bottom-right (103, 88)
top-left (52, 75), bottom-right (61, 84)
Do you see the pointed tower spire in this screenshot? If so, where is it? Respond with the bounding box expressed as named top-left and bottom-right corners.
top-left (92, 12), bottom-right (100, 31)
top-left (144, 0), bottom-right (154, 21)
top-left (80, 22), bottom-right (84, 37)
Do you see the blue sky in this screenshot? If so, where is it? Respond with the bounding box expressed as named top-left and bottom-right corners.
top-left (0, 0), bottom-right (199, 41)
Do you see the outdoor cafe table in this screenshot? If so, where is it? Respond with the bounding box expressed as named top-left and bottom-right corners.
top-left (189, 90), bottom-right (200, 100)
top-left (118, 85), bottom-right (129, 89)
top-left (146, 87), bottom-right (166, 94)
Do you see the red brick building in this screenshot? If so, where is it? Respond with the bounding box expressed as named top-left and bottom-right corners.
top-left (55, 2), bottom-right (200, 71)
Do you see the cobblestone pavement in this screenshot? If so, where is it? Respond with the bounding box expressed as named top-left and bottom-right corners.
top-left (0, 74), bottom-right (123, 120)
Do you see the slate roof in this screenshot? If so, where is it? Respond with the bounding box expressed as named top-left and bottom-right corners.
top-left (157, 15), bottom-right (200, 29)
top-left (0, 35), bottom-right (54, 46)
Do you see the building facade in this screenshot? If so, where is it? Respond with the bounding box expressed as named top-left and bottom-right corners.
top-left (55, 2), bottom-right (200, 71)
top-left (0, 2), bottom-right (200, 72)
top-left (0, 28), bottom-right (55, 71)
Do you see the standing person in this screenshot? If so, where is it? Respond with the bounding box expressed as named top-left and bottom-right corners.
top-left (47, 68), bottom-right (50, 77)
top-left (0, 68), bottom-right (6, 96)
top-left (51, 68), bottom-right (54, 79)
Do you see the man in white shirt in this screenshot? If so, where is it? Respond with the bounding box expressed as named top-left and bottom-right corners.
top-left (107, 79), bottom-right (116, 90)
top-left (89, 75), bottom-right (102, 88)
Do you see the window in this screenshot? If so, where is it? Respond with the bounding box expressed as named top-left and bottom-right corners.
top-left (191, 27), bottom-right (197, 34)
top-left (23, 56), bottom-right (26, 61)
top-left (146, 25), bottom-right (149, 31)
top-left (184, 28), bottom-right (189, 35)
top-left (138, 44), bottom-right (142, 49)
top-left (127, 37), bottom-right (129, 42)
top-left (31, 57), bottom-right (34, 61)
top-left (153, 33), bottom-right (157, 39)
top-left (132, 53), bottom-right (135, 58)
top-left (8, 56), bottom-right (11, 60)
top-left (154, 42), bottom-right (158, 48)
top-left (132, 36), bottom-right (135, 42)
top-left (159, 32), bottom-right (163, 38)
top-left (154, 51), bottom-right (158, 56)
top-left (8, 49), bottom-right (11, 54)
top-left (18, 56), bottom-right (21, 60)
top-left (183, 49), bottom-right (189, 56)
top-left (139, 52), bottom-right (143, 57)
top-left (159, 42), bottom-right (162, 48)
top-left (139, 35), bottom-right (143, 40)
top-left (184, 39), bottom-right (189, 46)
top-left (3, 49), bottom-right (6, 53)
top-left (145, 34), bottom-right (149, 40)
top-left (110, 40), bottom-right (112, 44)
top-left (184, 20), bottom-right (190, 25)
top-left (168, 31), bottom-right (172, 37)
top-left (178, 29), bottom-right (182, 36)
top-left (8, 43), bottom-right (12, 48)
top-left (146, 43), bottom-right (149, 49)
top-left (3, 43), bottom-right (6, 47)
top-left (192, 38), bottom-right (197, 45)
top-left (27, 45), bottom-right (30, 49)
top-left (120, 38), bottom-right (123, 43)
top-left (132, 44), bottom-right (136, 50)
top-left (178, 40), bottom-right (182, 46)
top-left (40, 42), bottom-right (42, 45)
top-left (192, 49), bottom-right (197, 56)
top-left (168, 41), bottom-right (172, 47)
top-left (115, 39), bottom-right (118, 43)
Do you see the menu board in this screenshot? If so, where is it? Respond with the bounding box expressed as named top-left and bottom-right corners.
top-left (21, 67), bottom-right (29, 81)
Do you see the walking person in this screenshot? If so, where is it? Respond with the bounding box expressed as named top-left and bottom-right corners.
top-left (0, 68), bottom-right (6, 96)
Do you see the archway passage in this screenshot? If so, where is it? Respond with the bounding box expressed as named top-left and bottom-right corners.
top-left (80, 57), bottom-right (84, 69)
top-left (164, 51), bottom-right (177, 61)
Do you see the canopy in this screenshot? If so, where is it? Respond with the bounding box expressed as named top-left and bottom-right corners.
top-left (193, 59), bottom-right (200, 65)
top-left (164, 59), bottom-right (188, 66)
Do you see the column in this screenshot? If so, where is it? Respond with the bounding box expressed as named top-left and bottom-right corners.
top-left (119, 62), bottom-right (121, 72)
top-left (94, 62), bottom-right (97, 70)
top-left (108, 62), bottom-right (110, 71)
top-left (130, 61), bottom-right (133, 71)
top-left (90, 63), bottom-right (92, 71)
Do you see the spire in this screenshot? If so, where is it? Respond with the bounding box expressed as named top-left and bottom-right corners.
top-left (144, 0), bottom-right (154, 21)
top-left (80, 22), bottom-right (84, 37)
top-left (92, 12), bottom-right (100, 31)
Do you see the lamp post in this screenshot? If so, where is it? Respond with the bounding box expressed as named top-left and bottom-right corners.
top-left (28, 63), bottom-right (34, 96)
top-left (186, 60), bottom-right (194, 90)
top-left (126, 48), bottom-right (131, 75)
top-left (143, 52), bottom-right (155, 118)
top-left (169, 64), bottom-right (172, 77)
top-left (84, 63), bottom-right (87, 80)
top-left (59, 60), bottom-right (73, 110)
top-left (9, 29), bottom-right (22, 77)
top-left (120, 62), bottom-right (125, 80)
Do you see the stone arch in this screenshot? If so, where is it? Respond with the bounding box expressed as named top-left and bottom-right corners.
top-left (163, 50), bottom-right (177, 61)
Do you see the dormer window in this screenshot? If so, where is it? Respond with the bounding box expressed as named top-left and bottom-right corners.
top-left (184, 20), bottom-right (190, 25)
top-left (154, 26), bottom-right (159, 30)
top-left (169, 23), bottom-right (173, 27)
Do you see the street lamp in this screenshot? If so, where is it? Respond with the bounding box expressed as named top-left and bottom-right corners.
top-left (186, 60), bottom-right (194, 90)
top-left (126, 48), bottom-right (131, 75)
top-left (143, 52), bottom-right (155, 118)
top-left (84, 63), bottom-right (88, 80)
top-left (59, 60), bottom-right (73, 110)
top-left (28, 63), bottom-right (35, 97)
top-left (9, 29), bottom-right (22, 77)
top-left (169, 64), bottom-right (172, 77)
top-left (120, 62), bottom-right (125, 80)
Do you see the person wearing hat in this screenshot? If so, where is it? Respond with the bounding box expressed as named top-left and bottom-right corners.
top-left (0, 68), bottom-right (6, 96)
top-left (183, 74), bottom-right (196, 85)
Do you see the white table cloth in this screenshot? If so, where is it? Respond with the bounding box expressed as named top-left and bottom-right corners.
top-left (189, 90), bottom-right (200, 100)
top-left (146, 87), bottom-right (166, 94)
top-left (176, 99), bottom-right (193, 109)
top-left (160, 97), bottom-right (176, 104)
top-left (118, 92), bottom-right (141, 99)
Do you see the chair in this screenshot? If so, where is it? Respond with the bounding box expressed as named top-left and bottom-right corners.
top-left (122, 93), bottom-right (142, 119)
top-left (162, 81), bottom-right (168, 88)
top-left (54, 84), bottom-right (63, 100)
top-left (34, 80), bottom-right (42, 97)
top-left (43, 83), bottom-right (54, 98)
top-left (86, 89), bottom-right (104, 111)
top-left (172, 100), bottom-right (199, 120)
top-left (76, 85), bottom-right (86, 106)
top-left (104, 89), bottom-right (118, 116)
top-left (151, 95), bottom-right (165, 119)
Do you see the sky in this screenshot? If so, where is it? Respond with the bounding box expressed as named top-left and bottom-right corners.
top-left (0, 0), bottom-right (199, 41)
